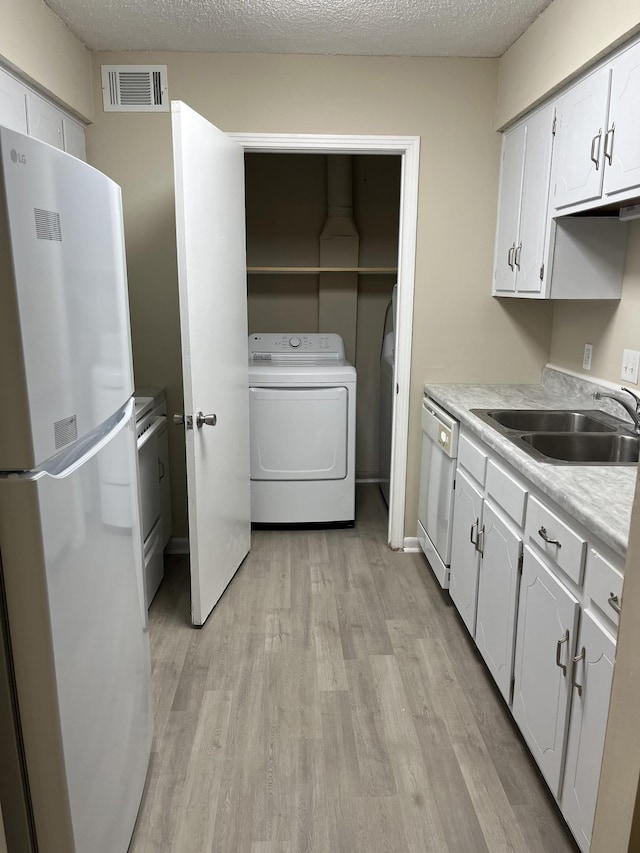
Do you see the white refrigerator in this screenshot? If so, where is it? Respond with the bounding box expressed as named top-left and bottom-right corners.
top-left (0, 127), bottom-right (152, 852)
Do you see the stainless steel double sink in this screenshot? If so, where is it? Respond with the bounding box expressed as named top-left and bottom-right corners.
top-left (470, 408), bottom-right (639, 465)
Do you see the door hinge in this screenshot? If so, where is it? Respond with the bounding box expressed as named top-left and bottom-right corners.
top-left (552, 114), bottom-right (557, 136)
top-left (509, 674), bottom-right (516, 705)
top-left (539, 263), bottom-right (544, 281)
top-left (518, 552), bottom-right (524, 574)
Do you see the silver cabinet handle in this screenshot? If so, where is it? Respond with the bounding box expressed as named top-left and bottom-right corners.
top-left (571, 647), bottom-right (585, 697)
top-left (508, 244), bottom-right (515, 270)
top-left (158, 458), bottom-right (165, 481)
top-left (556, 630), bottom-right (570, 676)
top-left (604, 124), bottom-right (615, 165)
top-left (608, 592), bottom-right (621, 615)
top-left (196, 412), bottom-right (217, 428)
top-left (514, 243), bottom-right (522, 270)
top-left (591, 129), bottom-right (602, 169)
top-left (538, 526), bottom-right (562, 548)
top-left (476, 525), bottom-right (485, 557)
top-left (470, 520), bottom-right (478, 546)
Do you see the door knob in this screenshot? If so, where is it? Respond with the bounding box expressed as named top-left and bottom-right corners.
top-left (196, 412), bottom-right (217, 428)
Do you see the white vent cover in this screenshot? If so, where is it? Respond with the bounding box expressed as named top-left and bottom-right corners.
top-left (101, 65), bottom-right (168, 112)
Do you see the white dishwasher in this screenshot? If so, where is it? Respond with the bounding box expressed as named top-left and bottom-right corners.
top-left (417, 397), bottom-right (459, 588)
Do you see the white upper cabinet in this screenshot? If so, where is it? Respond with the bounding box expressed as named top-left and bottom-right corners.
top-left (494, 124), bottom-right (525, 294)
top-left (552, 38), bottom-right (640, 211)
top-left (604, 40), bottom-right (640, 198)
top-left (63, 117), bottom-right (87, 161)
top-left (552, 68), bottom-right (610, 210)
top-left (0, 67), bottom-right (27, 133)
top-left (26, 91), bottom-right (64, 150)
top-left (493, 104), bottom-right (554, 297)
top-left (0, 65), bottom-right (85, 161)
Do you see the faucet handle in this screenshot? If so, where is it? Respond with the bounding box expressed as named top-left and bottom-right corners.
top-left (620, 386), bottom-right (640, 408)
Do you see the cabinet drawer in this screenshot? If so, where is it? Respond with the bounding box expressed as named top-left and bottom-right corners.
top-left (486, 460), bottom-right (527, 528)
top-left (525, 496), bottom-right (586, 585)
top-left (584, 548), bottom-right (624, 630)
top-left (458, 433), bottom-right (488, 486)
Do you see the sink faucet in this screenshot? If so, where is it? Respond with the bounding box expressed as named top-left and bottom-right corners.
top-left (593, 387), bottom-right (640, 434)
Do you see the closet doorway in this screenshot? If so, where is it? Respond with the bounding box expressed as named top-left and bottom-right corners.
top-left (230, 134), bottom-right (420, 549)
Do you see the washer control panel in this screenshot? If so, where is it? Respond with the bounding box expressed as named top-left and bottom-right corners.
top-left (249, 333), bottom-right (346, 360)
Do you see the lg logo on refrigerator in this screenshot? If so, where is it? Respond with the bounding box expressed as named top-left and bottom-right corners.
top-left (10, 149), bottom-right (26, 165)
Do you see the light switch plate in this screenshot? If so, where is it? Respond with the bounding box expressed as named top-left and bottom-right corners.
top-left (621, 349), bottom-right (640, 384)
top-left (583, 343), bottom-right (593, 371)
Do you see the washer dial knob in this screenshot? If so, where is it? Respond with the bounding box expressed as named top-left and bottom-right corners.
top-left (289, 336), bottom-right (301, 348)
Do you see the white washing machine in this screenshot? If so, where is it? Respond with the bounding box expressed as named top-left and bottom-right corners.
top-left (248, 333), bottom-right (357, 524)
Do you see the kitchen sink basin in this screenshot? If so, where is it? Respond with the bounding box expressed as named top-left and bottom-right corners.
top-left (520, 432), bottom-right (640, 464)
top-left (478, 409), bottom-right (617, 433)
top-left (470, 407), bottom-right (638, 465)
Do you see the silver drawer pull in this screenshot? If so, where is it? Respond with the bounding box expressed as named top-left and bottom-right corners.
top-left (470, 520), bottom-right (478, 545)
top-left (608, 592), bottom-right (621, 615)
top-left (571, 647), bottom-right (585, 697)
top-left (538, 526), bottom-right (562, 548)
top-left (555, 629), bottom-right (569, 676)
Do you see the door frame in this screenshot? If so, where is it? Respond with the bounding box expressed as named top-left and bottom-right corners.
top-left (230, 133), bottom-right (420, 550)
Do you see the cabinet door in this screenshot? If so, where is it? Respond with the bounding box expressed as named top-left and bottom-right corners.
top-left (561, 611), bottom-right (616, 853)
top-left (449, 467), bottom-right (483, 635)
top-left (26, 90), bottom-right (64, 150)
top-left (604, 42), bottom-right (640, 197)
top-left (552, 68), bottom-right (611, 209)
top-left (62, 117), bottom-right (87, 161)
top-left (513, 546), bottom-right (580, 796)
top-left (475, 502), bottom-right (522, 703)
top-left (514, 104), bottom-right (555, 294)
top-left (0, 68), bottom-right (27, 133)
top-left (493, 124), bottom-right (525, 294)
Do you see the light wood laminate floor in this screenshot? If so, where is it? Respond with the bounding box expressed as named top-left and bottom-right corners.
top-left (130, 485), bottom-right (578, 853)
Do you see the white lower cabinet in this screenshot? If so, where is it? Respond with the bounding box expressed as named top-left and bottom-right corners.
top-left (512, 545), bottom-right (580, 796)
top-left (475, 501), bottom-right (522, 703)
top-left (561, 610), bottom-right (616, 853)
top-left (444, 425), bottom-right (622, 850)
top-left (449, 467), bottom-right (483, 635)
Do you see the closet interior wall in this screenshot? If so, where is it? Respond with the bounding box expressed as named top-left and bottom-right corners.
top-left (245, 152), bottom-right (401, 481)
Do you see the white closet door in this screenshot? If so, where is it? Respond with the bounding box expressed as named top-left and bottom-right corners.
top-left (171, 101), bottom-right (251, 627)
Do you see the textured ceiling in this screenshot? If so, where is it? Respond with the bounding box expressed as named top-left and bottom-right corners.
top-left (44, 0), bottom-right (553, 56)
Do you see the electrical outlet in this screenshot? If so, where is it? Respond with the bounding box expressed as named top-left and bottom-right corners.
top-left (583, 343), bottom-right (593, 371)
top-left (621, 349), bottom-right (640, 384)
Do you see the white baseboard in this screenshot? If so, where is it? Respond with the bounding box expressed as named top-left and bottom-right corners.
top-left (165, 537), bottom-right (189, 555)
top-left (403, 536), bottom-right (421, 552)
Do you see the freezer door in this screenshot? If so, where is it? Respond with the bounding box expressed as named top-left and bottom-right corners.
top-left (0, 401), bottom-right (151, 853)
top-left (0, 127), bottom-right (134, 470)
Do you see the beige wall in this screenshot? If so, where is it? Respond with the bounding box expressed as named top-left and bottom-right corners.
top-left (497, 0), bottom-right (640, 128)
top-left (87, 51), bottom-right (553, 538)
top-left (550, 224), bottom-right (640, 381)
top-left (0, 0), bottom-right (93, 120)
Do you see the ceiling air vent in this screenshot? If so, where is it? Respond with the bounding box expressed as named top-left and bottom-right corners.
top-left (101, 65), bottom-right (169, 112)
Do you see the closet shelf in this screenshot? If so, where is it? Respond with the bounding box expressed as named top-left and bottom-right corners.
top-left (247, 266), bottom-right (398, 275)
